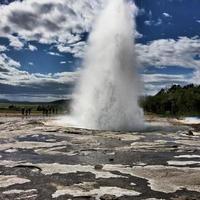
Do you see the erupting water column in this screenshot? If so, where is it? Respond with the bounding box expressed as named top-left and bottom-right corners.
top-left (71, 0), bottom-right (144, 131)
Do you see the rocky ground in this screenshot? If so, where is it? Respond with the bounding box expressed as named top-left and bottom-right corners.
top-left (0, 116), bottom-right (199, 200)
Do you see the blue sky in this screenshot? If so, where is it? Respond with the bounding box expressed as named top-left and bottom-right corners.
top-left (0, 0), bottom-right (199, 101)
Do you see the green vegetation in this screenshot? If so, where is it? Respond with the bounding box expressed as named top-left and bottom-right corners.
top-left (1, 85), bottom-right (199, 117)
top-left (141, 84), bottom-right (200, 117)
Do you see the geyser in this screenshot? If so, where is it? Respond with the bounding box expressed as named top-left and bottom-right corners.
top-left (71, 0), bottom-right (144, 131)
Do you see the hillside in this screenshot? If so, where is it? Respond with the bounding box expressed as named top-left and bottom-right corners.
top-left (142, 84), bottom-right (200, 116)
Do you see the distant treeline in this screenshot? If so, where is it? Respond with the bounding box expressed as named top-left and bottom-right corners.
top-left (141, 84), bottom-right (200, 116)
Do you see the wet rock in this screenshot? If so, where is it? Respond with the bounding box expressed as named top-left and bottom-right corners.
top-left (27, 121), bottom-right (44, 126)
top-left (191, 124), bottom-right (200, 132)
top-left (79, 196), bottom-right (95, 200)
top-left (1, 116), bottom-right (200, 200)
top-left (187, 130), bottom-right (194, 136)
top-left (94, 165), bottom-right (103, 170)
top-left (14, 165), bottom-right (42, 172)
top-left (172, 145), bottom-right (178, 148)
top-left (179, 130), bottom-right (194, 136)
top-left (100, 194), bottom-right (117, 200)
top-left (192, 149), bottom-right (198, 153)
top-left (172, 195), bottom-right (200, 200)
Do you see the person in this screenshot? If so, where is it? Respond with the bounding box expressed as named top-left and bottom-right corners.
top-left (28, 108), bottom-right (31, 116)
top-left (48, 106), bottom-right (52, 115)
top-left (42, 107), bottom-right (45, 116)
top-left (21, 108), bottom-right (25, 116)
top-left (25, 109), bottom-right (28, 117)
top-left (45, 108), bottom-right (48, 116)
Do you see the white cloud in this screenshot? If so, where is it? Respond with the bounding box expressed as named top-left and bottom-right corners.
top-left (144, 18), bottom-right (163, 26)
top-left (142, 73), bottom-right (191, 95)
top-left (144, 20), bottom-right (152, 26)
top-left (136, 36), bottom-right (200, 94)
top-left (0, 93), bottom-right (72, 102)
top-left (0, 45), bottom-right (7, 52)
top-left (193, 70), bottom-right (200, 84)
top-left (0, 66), bottom-right (79, 86)
top-left (48, 51), bottom-right (62, 56)
top-left (0, 0), bottom-right (142, 57)
top-left (28, 62), bottom-right (34, 66)
top-left (57, 41), bottom-right (87, 58)
top-left (155, 18), bottom-right (163, 26)
top-left (0, 53), bottom-right (21, 71)
top-left (136, 36), bottom-right (200, 70)
top-left (28, 44), bottom-right (37, 51)
top-left (136, 31), bottom-right (143, 39)
top-left (0, 0), bottom-right (106, 55)
top-left (60, 61), bottom-right (66, 64)
top-left (163, 12), bottom-right (172, 18)
top-left (1, 34), bottom-right (199, 97)
top-left (8, 35), bottom-right (24, 50)
top-left (0, 53), bottom-right (79, 99)
top-left (142, 74), bottom-right (187, 83)
top-left (138, 8), bottom-right (145, 15)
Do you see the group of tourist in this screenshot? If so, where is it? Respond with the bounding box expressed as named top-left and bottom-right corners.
top-left (21, 108), bottom-right (32, 116)
top-left (21, 106), bottom-right (58, 117)
top-left (41, 106), bottom-right (58, 116)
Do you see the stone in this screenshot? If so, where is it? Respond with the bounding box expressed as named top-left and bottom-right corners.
top-left (94, 165), bottom-right (103, 170)
top-left (109, 158), bottom-right (114, 162)
top-left (187, 130), bottom-right (194, 136)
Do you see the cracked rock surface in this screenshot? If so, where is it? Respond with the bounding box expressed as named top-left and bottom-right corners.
top-left (0, 116), bottom-right (199, 200)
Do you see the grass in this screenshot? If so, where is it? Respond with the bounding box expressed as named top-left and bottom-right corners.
top-left (0, 103), bottom-right (50, 116)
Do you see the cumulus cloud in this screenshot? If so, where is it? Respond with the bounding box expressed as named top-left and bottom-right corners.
top-left (135, 31), bottom-right (143, 39)
top-left (0, 0), bottom-right (105, 56)
top-left (0, 93), bottom-right (72, 102)
top-left (0, 0), bottom-right (199, 98)
top-left (136, 36), bottom-right (200, 69)
top-left (0, 52), bottom-right (79, 100)
top-left (136, 36), bottom-right (200, 94)
top-left (142, 73), bottom-right (191, 95)
top-left (48, 51), bottom-right (62, 56)
top-left (28, 44), bottom-right (37, 51)
top-left (0, 67), bottom-right (79, 100)
top-left (57, 41), bottom-right (87, 58)
top-left (144, 18), bottom-right (163, 26)
top-left (0, 53), bottom-right (21, 72)
top-left (8, 35), bottom-right (24, 50)
top-left (0, 0), bottom-right (142, 58)
top-left (144, 20), bottom-right (152, 26)
top-left (28, 62), bottom-right (34, 66)
top-left (0, 57), bottom-right (79, 87)
top-left (163, 12), bottom-right (172, 18)
top-left (0, 45), bottom-right (7, 52)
